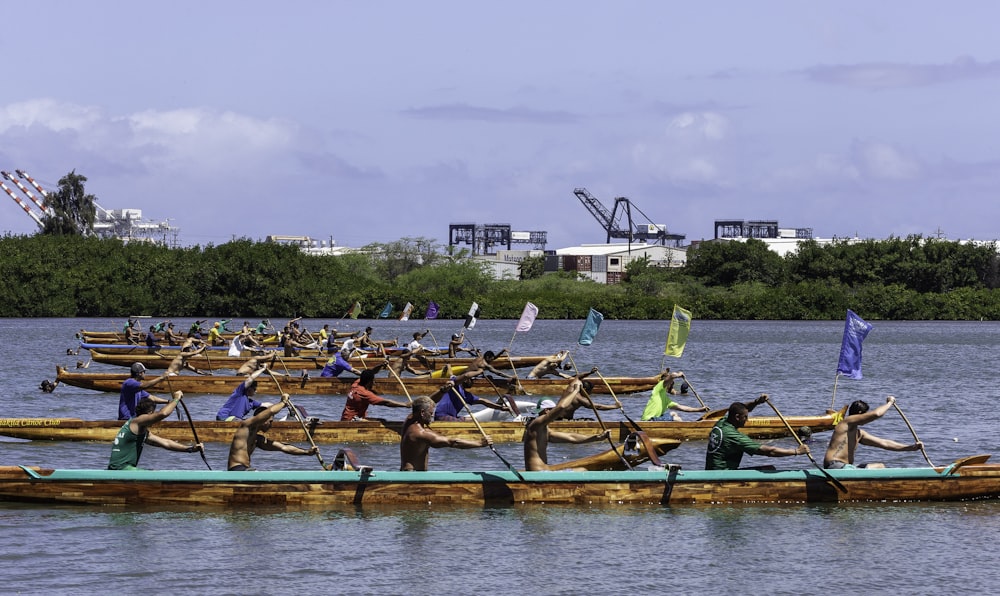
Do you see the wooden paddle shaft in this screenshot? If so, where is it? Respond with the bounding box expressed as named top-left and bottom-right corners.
top-left (267, 370), bottom-right (327, 469)
top-left (892, 402), bottom-right (934, 467)
top-left (384, 364), bottom-right (413, 404)
top-left (580, 385), bottom-right (632, 470)
top-left (596, 370), bottom-right (642, 433)
top-left (448, 386), bottom-right (524, 480)
top-left (680, 376), bottom-right (709, 411)
top-left (764, 399), bottom-right (847, 493)
top-left (178, 396), bottom-right (212, 470)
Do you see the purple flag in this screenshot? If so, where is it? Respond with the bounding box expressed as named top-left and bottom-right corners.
top-left (425, 301), bottom-right (439, 320)
top-left (836, 310), bottom-right (873, 380)
top-left (515, 302), bottom-right (538, 332)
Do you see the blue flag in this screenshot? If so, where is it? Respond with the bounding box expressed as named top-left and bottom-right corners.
top-left (578, 308), bottom-right (604, 346)
top-left (836, 309), bottom-right (873, 379)
top-left (425, 301), bottom-right (439, 320)
top-left (379, 302), bottom-right (393, 319)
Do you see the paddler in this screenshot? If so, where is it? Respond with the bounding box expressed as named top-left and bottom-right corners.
top-left (108, 392), bottom-right (204, 470)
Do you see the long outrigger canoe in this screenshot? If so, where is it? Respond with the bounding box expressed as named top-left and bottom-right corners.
top-left (0, 455), bottom-right (994, 508)
top-left (54, 366), bottom-right (660, 396)
top-left (0, 407), bottom-right (844, 444)
top-left (82, 347), bottom-right (548, 373)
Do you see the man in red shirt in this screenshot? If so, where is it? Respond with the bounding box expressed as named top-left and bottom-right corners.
top-left (340, 369), bottom-right (410, 421)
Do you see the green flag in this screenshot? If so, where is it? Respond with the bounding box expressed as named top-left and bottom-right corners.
top-left (664, 305), bottom-right (692, 357)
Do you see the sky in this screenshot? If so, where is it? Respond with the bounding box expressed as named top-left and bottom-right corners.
top-left (3, 1), bottom-right (1000, 251)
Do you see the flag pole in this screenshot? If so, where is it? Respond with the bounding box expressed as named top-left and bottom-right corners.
top-left (831, 373), bottom-right (841, 409)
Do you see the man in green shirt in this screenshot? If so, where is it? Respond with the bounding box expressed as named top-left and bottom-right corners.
top-left (705, 394), bottom-right (808, 470)
top-left (641, 370), bottom-right (711, 421)
top-left (108, 392), bottom-right (204, 470)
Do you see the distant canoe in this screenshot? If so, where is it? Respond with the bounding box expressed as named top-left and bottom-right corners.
top-left (0, 408), bottom-right (844, 444)
top-left (0, 455), bottom-right (996, 508)
top-left (83, 348), bottom-right (548, 373)
top-left (54, 366), bottom-right (661, 397)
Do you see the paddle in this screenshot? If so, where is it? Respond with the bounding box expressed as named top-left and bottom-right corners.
top-left (892, 402), bottom-right (934, 467)
top-left (384, 361), bottom-right (414, 404)
top-left (680, 376), bottom-right (710, 412)
top-left (765, 398), bottom-right (847, 493)
top-left (595, 370), bottom-right (641, 434)
top-left (579, 381), bottom-right (632, 470)
top-left (202, 341), bottom-right (214, 373)
top-left (448, 386), bottom-right (525, 481)
top-left (482, 376), bottom-right (520, 418)
top-left (177, 395), bottom-right (211, 470)
top-left (426, 330), bottom-right (442, 353)
top-left (266, 370), bottom-right (332, 470)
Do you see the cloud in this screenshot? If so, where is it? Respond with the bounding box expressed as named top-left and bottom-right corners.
top-left (0, 99), bottom-right (103, 133)
top-left (402, 103), bottom-right (578, 124)
top-left (802, 55), bottom-right (1000, 89)
top-left (628, 111), bottom-right (734, 187)
top-left (849, 140), bottom-right (920, 180)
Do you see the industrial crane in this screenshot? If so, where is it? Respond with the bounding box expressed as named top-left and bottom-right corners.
top-left (2, 169), bottom-right (180, 245)
top-left (573, 187), bottom-right (685, 246)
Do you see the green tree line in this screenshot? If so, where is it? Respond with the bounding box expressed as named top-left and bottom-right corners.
top-left (2, 233), bottom-right (999, 320)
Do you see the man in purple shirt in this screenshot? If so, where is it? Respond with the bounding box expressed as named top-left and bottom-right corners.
top-left (118, 362), bottom-right (168, 420)
top-left (320, 346), bottom-right (362, 378)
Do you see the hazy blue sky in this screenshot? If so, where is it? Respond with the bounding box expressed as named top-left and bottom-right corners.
top-left (2, 2), bottom-right (999, 249)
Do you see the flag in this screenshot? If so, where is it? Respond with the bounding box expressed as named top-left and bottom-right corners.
top-left (515, 302), bottom-right (538, 332)
top-left (425, 300), bottom-right (439, 320)
top-left (464, 302), bottom-right (480, 329)
top-left (399, 302), bottom-right (414, 321)
top-left (664, 305), bottom-right (692, 357)
top-left (379, 302), bottom-right (393, 319)
top-left (348, 301), bottom-right (361, 319)
top-left (836, 309), bottom-right (873, 380)
top-left (578, 308), bottom-right (604, 346)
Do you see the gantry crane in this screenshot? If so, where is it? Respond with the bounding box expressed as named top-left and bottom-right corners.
top-left (573, 187), bottom-right (685, 246)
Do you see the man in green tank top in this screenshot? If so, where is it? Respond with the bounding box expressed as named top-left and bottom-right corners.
top-left (108, 392), bottom-right (204, 470)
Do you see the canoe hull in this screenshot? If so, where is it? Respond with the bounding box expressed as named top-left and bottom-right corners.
top-left (0, 410), bottom-right (842, 444)
top-left (84, 349), bottom-right (547, 372)
top-left (54, 367), bottom-right (660, 396)
top-left (1, 460), bottom-right (997, 508)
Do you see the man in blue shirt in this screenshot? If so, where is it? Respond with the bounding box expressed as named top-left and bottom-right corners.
top-left (216, 366), bottom-right (270, 421)
top-left (320, 345), bottom-right (362, 378)
top-left (433, 373), bottom-right (508, 421)
top-left (118, 362), bottom-right (169, 420)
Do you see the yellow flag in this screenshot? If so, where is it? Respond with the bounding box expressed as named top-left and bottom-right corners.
top-left (664, 305), bottom-right (692, 357)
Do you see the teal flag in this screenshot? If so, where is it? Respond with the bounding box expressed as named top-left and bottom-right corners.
top-left (378, 302), bottom-right (393, 318)
top-left (578, 308), bottom-right (604, 346)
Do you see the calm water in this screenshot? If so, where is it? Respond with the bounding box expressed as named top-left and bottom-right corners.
top-left (2, 317), bottom-right (999, 595)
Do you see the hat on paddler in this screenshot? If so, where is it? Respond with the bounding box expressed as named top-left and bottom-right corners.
top-left (533, 399), bottom-right (556, 415)
top-left (130, 362), bottom-right (147, 375)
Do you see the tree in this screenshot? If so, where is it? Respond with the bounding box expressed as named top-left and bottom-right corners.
top-left (519, 255), bottom-right (545, 280)
top-left (41, 170), bottom-right (97, 236)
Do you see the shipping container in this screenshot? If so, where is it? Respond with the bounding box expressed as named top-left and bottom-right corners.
top-left (562, 255), bottom-right (578, 271)
top-left (577, 255), bottom-right (592, 272)
top-left (544, 255), bottom-right (562, 271)
top-left (592, 254), bottom-right (608, 273)
top-left (606, 271), bottom-right (624, 285)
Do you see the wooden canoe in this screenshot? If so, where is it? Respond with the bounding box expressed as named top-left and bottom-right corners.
top-left (79, 330), bottom-right (358, 345)
top-left (54, 366), bottom-right (661, 397)
top-left (0, 456), bottom-right (996, 508)
top-left (83, 348), bottom-right (549, 372)
top-left (0, 409), bottom-right (844, 444)
top-left (548, 436), bottom-right (680, 471)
